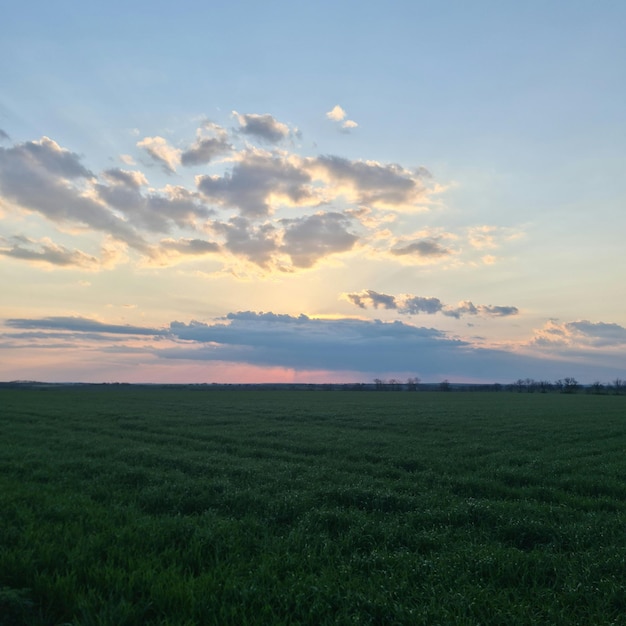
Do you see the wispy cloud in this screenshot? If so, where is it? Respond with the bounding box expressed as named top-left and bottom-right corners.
top-left (5, 316), bottom-right (168, 336)
top-left (136, 136), bottom-right (181, 173)
top-left (0, 236), bottom-right (99, 269)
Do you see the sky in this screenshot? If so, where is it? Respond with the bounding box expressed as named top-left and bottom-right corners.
top-left (1, 0), bottom-right (625, 384)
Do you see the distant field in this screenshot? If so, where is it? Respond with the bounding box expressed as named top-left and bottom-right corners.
top-left (1, 388), bottom-right (626, 625)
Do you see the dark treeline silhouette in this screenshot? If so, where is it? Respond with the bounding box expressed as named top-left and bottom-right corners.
top-left (1, 378), bottom-right (625, 394)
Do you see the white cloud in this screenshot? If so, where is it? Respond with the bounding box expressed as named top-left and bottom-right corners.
top-left (136, 136), bottom-right (181, 173)
top-left (326, 105), bottom-right (346, 121)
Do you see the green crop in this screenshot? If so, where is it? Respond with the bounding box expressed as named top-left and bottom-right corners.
top-left (1, 388), bottom-right (625, 625)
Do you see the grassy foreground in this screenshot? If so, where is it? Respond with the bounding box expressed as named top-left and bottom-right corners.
top-left (1, 387), bottom-right (626, 625)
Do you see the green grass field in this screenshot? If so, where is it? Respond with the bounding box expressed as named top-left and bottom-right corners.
top-left (1, 387), bottom-right (625, 625)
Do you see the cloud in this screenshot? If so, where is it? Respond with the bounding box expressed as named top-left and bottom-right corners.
top-left (345, 290), bottom-right (519, 319)
top-left (233, 112), bottom-right (291, 143)
top-left (2, 136), bottom-right (93, 179)
top-left (391, 238), bottom-right (452, 258)
top-left (468, 225), bottom-right (525, 250)
top-left (531, 319), bottom-right (626, 349)
top-left (0, 137), bottom-right (146, 249)
top-left (158, 311), bottom-right (588, 381)
top-left (346, 290), bottom-right (398, 310)
top-left (326, 105), bottom-right (346, 122)
top-left (441, 301), bottom-right (519, 319)
top-left (165, 313), bottom-right (464, 373)
top-left (326, 106), bottom-right (358, 133)
top-left (212, 217), bottom-right (279, 268)
top-left (197, 149), bottom-right (317, 218)
top-left (136, 136), bottom-right (181, 173)
top-left (119, 154), bottom-right (135, 165)
top-left (181, 122), bottom-right (232, 166)
top-left (147, 237), bottom-right (221, 266)
top-left (0, 129), bottom-right (10, 142)
top-left (402, 296), bottom-right (445, 315)
top-left (307, 155), bottom-right (428, 209)
top-left (158, 237), bottom-right (220, 255)
top-left (95, 175), bottom-right (213, 233)
top-left (102, 168), bottom-right (148, 188)
top-left (0, 236), bottom-right (99, 269)
top-left (5, 316), bottom-right (168, 336)
top-left (0, 122), bottom-right (444, 275)
top-left (280, 211), bottom-right (358, 268)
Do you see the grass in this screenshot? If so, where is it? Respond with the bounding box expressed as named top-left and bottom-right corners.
top-left (1, 387), bottom-right (625, 624)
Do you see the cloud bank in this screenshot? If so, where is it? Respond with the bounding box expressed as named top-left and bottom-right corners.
top-left (4, 312), bottom-right (624, 382)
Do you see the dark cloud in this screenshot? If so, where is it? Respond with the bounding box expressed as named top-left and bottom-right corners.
top-left (0, 236), bottom-right (98, 268)
top-left (197, 151), bottom-right (315, 218)
top-left (346, 290), bottom-right (398, 310)
top-left (5, 316), bottom-right (168, 336)
top-left (233, 112), bottom-right (291, 143)
top-left (212, 217), bottom-right (278, 268)
top-left (181, 123), bottom-right (232, 166)
top-left (346, 290), bottom-right (519, 319)
top-left (7, 311), bottom-right (624, 382)
top-left (311, 155), bottom-right (427, 207)
top-left (442, 302), bottom-right (519, 319)
top-left (102, 168), bottom-right (147, 188)
top-left (391, 238), bottom-right (451, 258)
top-left (566, 320), bottom-right (626, 347)
top-left (181, 137), bottom-right (232, 166)
top-left (402, 296), bottom-right (444, 315)
top-left (157, 238), bottom-right (220, 255)
top-left (480, 305), bottom-right (520, 317)
top-left (1, 136), bottom-right (93, 179)
top-left (166, 313), bottom-right (456, 372)
top-left (161, 312), bottom-right (577, 380)
top-left (95, 176), bottom-right (212, 234)
top-left (280, 212), bottom-right (358, 268)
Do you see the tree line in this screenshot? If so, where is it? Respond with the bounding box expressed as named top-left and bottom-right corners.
top-left (370, 377), bottom-right (626, 394)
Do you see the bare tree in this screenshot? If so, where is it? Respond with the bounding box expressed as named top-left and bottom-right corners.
top-left (590, 381), bottom-right (605, 395)
top-left (406, 377), bottom-right (420, 391)
top-left (563, 377), bottom-right (579, 394)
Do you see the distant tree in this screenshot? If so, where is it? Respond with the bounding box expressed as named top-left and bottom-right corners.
top-left (525, 378), bottom-right (539, 393)
top-left (563, 377), bottom-right (579, 394)
top-left (406, 377), bottom-right (420, 391)
top-left (439, 379), bottom-right (451, 392)
top-left (538, 380), bottom-right (552, 393)
top-left (554, 379), bottom-right (564, 393)
top-left (373, 378), bottom-right (385, 391)
top-left (387, 378), bottom-right (402, 391)
top-left (590, 381), bottom-right (605, 395)
top-left (612, 378), bottom-right (624, 395)
top-left (513, 379), bottom-right (526, 393)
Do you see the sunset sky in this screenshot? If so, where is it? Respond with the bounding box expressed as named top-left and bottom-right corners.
top-left (1, 1), bottom-right (625, 384)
